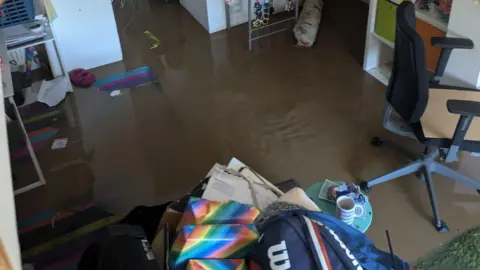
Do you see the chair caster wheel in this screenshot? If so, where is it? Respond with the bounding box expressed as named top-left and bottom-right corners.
top-left (371, 136), bottom-right (384, 147)
top-left (416, 171), bottom-right (425, 181)
top-left (434, 220), bottom-right (449, 233)
top-left (360, 181), bottom-right (371, 193)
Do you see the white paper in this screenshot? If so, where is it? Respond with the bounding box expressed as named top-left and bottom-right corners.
top-left (202, 166), bottom-right (248, 203)
top-left (318, 179), bottom-right (339, 202)
top-left (205, 163), bottom-right (225, 178)
top-left (227, 158), bottom-right (275, 186)
top-left (202, 158), bottom-right (281, 209)
top-left (37, 77), bottom-right (71, 107)
top-left (110, 90), bottom-right (122, 97)
top-left (20, 81), bottom-right (42, 108)
top-left (51, 138), bottom-right (68, 150)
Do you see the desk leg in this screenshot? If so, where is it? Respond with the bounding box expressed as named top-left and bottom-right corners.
top-left (225, 3), bottom-right (231, 30)
top-left (45, 40), bottom-right (63, 78)
top-left (248, 0), bottom-right (252, 50)
top-left (8, 97), bottom-right (46, 195)
top-left (295, 0), bottom-right (299, 21)
top-left (45, 40), bottom-right (74, 92)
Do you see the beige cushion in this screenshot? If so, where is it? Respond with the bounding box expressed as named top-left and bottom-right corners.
top-left (279, 187), bottom-right (320, 211)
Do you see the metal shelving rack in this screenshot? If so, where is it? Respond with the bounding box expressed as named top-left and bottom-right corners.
top-left (226, 0), bottom-right (300, 50)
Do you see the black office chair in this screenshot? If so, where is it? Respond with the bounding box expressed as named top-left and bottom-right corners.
top-left (360, 1), bottom-right (480, 232)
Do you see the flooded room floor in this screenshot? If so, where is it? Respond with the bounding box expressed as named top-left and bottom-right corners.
top-left (14, 0), bottom-right (480, 264)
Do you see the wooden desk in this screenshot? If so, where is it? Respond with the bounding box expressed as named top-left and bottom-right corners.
top-left (422, 88), bottom-right (480, 140)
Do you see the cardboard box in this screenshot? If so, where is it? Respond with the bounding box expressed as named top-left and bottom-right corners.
top-left (151, 224), bottom-right (170, 270)
top-left (152, 205), bottom-right (182, 270)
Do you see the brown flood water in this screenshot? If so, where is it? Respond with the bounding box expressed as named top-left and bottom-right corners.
top-left (14, 0), bottom-right (480, 263)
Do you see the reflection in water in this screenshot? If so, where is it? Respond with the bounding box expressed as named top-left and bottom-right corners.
top-left (14, 96), bottom-right (96, 217)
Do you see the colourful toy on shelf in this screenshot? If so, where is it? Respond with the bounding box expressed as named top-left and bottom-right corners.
top-left (177, 197), bottom-right (260, 230)
top-left (327, 183), bottom-right (360, 201)
top-left (187, 259), bottom-right (247, 270)
top-left (285, 0), bottom-right (294, 11)
top-left (253, 0), bottom-right (264, 28)
top-left (252, 0), bottom-right (273, 28)
top-left (25, 46), bottom-right (36, 78)
top-left (169, 224), bottom-right (258, 269)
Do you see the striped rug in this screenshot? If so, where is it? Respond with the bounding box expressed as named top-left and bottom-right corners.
top-left (18, 202), bottom-right (120, 270)
top-left (92, 66), bottom-right (159, 92)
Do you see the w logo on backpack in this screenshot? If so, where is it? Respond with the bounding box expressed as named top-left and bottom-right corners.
top-left (248, 210), bottom-right (409, 269)
top-left (267, 241), bottom-right (291, 270)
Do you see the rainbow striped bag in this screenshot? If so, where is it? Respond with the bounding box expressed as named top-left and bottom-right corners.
top-left (177, 197), bottom-right (260, 230)
top-left (169, 224), bottom-right (258, 269)
top-left (186, 259), bottom-right (247, 270)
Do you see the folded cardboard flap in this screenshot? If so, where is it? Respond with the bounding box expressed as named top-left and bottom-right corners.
top-left (280, 187), bottom-right (320, 211)
top-left (151, 224), bottom-right (170, 270)
top-left (156, 207), bottom-right (182, 236)
top-left (152, 205), bottom-right (182, 270)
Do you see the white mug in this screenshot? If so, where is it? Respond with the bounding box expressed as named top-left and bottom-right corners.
top-left (336, 195), bottom-right (364, 225)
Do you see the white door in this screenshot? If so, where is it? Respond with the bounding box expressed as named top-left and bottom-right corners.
top-left (0, 76), bottom-right (21, 269)
top-left (50, 0), bottom-right (123, 72)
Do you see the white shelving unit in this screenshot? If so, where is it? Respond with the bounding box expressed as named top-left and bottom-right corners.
top-left (365, 0), bottom-right (480, 89)
top-left (180, 0), bottom-right (295, 34)
top-left (367, 62), bottom-right (393, 85)
top-left (363, 0), bottom-right (449, 86)
top-left (414, 6), bottom-right (448, 32)
top-left (371, 32), bottom-right (393, 48)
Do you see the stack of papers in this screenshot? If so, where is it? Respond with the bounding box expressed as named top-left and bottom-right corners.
top-left (318, 179), bottom-right (343, 203)
top-left (201, 158), bottom-right (283, 210)
top-left (3, 21), bottom-right (46, 48)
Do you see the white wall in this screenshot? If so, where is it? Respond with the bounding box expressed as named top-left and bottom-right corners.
top-left (0, 79), bottom-right (21, 268)
top-left (445, 0), bottom-right (480, 89)
top-left (180, 0), bottom-right (210, 31)
top-left (50, 0), bottom-right (123, 71)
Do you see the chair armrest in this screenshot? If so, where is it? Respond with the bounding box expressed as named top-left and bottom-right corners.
top-left (429, 83), bottom-right (479, 91)
top-left (431, 37), bottom-right (475, 84)
top-left (431, 37), bottom-right (474, 49)
top-left (447, 100), bottom-right (480, 117)
top-left (443, 100), bottom-right (479, 162)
